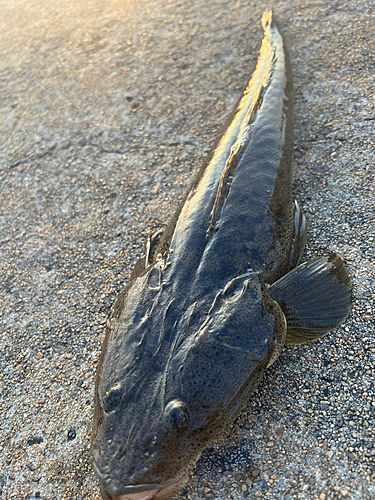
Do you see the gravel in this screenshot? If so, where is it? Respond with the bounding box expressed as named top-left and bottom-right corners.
top-left (0, 0), bottom-right (374, 499)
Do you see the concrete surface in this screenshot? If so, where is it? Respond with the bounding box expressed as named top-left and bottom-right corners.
top-left (0, 0), bottom-right (374, 499)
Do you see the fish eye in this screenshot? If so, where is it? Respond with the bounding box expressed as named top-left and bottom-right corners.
top-left (163, 399), bottom-right (189, 433)
top-left (103, 383), bottom-right (123, 413)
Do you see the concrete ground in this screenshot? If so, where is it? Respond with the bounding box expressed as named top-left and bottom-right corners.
top-left (0, 0), bottom-right (374, 499)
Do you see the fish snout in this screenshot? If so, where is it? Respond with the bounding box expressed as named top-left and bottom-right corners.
top-left (91, 438), bottom-right (174, 500)
top-left (97, 479), bottom-right (161, 500)
top-left (97, 475), bottom-right (182, 500)
top-left (106, 489), bottom-right (160, 500)
top-left (92, 460), bottom-right (165, 500)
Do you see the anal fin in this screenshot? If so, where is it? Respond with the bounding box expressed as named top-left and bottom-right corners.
top-left (268, 253), bottom-right (352, 345)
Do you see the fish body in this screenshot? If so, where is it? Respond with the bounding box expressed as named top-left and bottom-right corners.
top-left (91, 11), bottom-right (352, 500)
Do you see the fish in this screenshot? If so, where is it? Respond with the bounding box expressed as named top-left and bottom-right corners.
top-left (91, 10), bottom-right (352, 500)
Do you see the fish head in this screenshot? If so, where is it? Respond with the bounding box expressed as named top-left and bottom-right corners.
top-left (91, 268), bottom-right (286, 500)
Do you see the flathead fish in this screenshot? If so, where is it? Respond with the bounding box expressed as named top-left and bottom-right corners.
top-left (91, 11), bottom-right (352, 500)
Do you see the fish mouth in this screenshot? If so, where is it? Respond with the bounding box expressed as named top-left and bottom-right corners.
top-left (92, 445), bottom-right (196, 500)
top-left (92, 461), bottom-right (180, 500)
top-left (102, 486), bottom-right (161, 500)
top-left (100, 481), bottom-right (179, 500)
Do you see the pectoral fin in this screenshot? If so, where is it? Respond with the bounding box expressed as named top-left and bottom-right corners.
top-left (268, 253), bottom-right (352, 345)
top-left (130, 231), bottom-right (163, 281)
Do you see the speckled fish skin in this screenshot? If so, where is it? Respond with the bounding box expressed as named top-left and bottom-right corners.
top-left (91, 11), bottom-right (322, 500)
